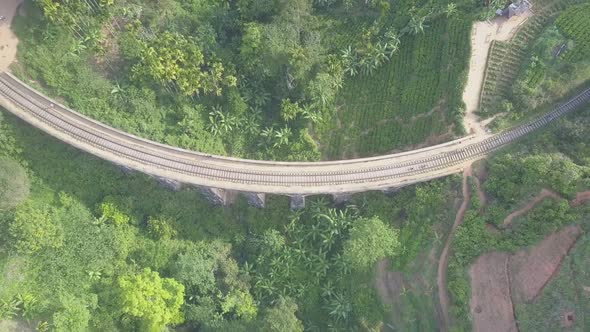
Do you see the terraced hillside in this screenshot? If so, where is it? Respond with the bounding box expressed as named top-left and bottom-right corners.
top-left (479, 0), bottom-right (587, 115)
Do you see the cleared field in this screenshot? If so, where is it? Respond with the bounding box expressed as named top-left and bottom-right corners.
top-left (320, 17), bottom-right (472, 159)
top-left (469, 252), bottom-right (517, 332)
top-left (514, 231), bottom-right (590, 331)
top-left (509, 225), bottom-right (581, 304)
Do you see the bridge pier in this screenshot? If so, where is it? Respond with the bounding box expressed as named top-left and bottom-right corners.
top-left (116, 164), bottom-right (134, 175)
top-left (244, 192), bottom-right (266, 208)
top-left (200, 187), bottom-right (237, 206)
top-left (381, 184), bottom-right (410, 195)
top-left (156, 177), bottom-right (183, 191)
top-left (290, 195), bottom-right (306, 210)
top-left (332, 193), bottom-right (352, 205)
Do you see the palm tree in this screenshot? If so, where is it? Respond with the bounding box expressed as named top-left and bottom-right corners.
top-left (341, 46), bottom-right (359, 77)
top-left (321, 281), bottom-right (336, 298)
top-left (384, 28), bottom-right (401, 58)
top-left (301, 105), bottom-right (323, 124)
top-left (408, 15), bottom-right (428, 35)
top-left (207, 107), bottom-right (238, 136)
top-left (111, 82), bottom-right (124, 95)
top-left (445, 3), bottom-right (458, 17)
top-left (273, 126), bottom-right (292, 148)
top-left (306, 224), bottom-right (323, 241)
top-left (259, 127), bottom-right (276, 148)
top-left (372, 42), bottom-right (389, 65)
top-left (253, 90), bottom-right (271, 108)
top-left (324, 292), bottom-right (352, 323)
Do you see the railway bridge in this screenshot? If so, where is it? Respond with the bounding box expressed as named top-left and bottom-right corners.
top-left (1, 72), bottom-right (589, 208)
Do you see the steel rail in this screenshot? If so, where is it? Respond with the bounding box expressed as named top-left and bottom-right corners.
top-left (0, 71), bottom-right (589, 194)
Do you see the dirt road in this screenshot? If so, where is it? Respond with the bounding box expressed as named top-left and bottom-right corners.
top-left (462, 13), bottom-right (531, 136)
top-left (0, 0), bottom-right (22, 71)
top-left (437, 167), bottom-right (473, 332)
top-left (571, 190), bottom-right (590, 207)
top-left (502, 189), bottom-right (561, 227)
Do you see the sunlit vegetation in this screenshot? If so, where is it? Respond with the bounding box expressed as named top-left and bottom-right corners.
top-left (3, 0), bottom-right (590, 331)
top-left (320, 15), bottom-right (472, 158)
top-left (11, 0), bottom-right (486, 161)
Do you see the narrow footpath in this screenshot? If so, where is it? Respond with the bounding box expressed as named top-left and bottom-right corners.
top-left (437, 167), bottom-right (473, 332)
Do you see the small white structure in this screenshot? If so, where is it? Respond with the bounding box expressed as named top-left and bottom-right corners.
top-left (496, 0), bottom-right (533, 18)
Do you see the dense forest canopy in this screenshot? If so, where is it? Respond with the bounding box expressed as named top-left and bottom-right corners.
top-left (13, 0), bottom-right (493, 161)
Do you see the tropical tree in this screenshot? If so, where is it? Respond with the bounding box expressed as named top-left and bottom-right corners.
top-left (342, 216), bottom-right (400, 270)
top-left (383, 28), bottom-right (401, 58)
top-left (281, 99), bottom-right (304, 122)
top-left (131, 32), bottom-right (236, 96)
top-left (8, 204), bottom-right (63, 254)
top-left (445, 3), bottom-right (458, 17)
top-left (117, 268), bottom-right (185, 332)
top-left (407, 14), bottom-right (428, 35)
top-left (324, 292), bottom-right (352, 323)
top-left (207, 106), bottom-right (238, 136)
top-left (258, 297), bottom-right (303, 332)
top-left (273, 127), bottom-right (292, 148)
top-left (341, 46), bottom-right (359, 77)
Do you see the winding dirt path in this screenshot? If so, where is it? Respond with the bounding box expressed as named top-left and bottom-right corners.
top-left (502, 189), bottom-right (561, 227)
top-left (437, 167), bottom-right (473, 332)
top-left (0, 0), bottom-right (22, 72)
top-left (571, 191), bottom-right (590, 207)
top-left (502, 189), bottom-right (590, 227)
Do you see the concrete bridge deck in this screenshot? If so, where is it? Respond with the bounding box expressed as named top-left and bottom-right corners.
top-left (1, 72), bottom-right (589, 196)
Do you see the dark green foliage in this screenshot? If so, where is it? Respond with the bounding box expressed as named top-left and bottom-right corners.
top-left (243, 205), bottom-right (390, 330)
top-left (321, 15), bottom-right (472, 158)
top-left (555, 3), bottom-right (590, 61)
top-left (485, 153), bottom-right (584, 204)
top-left (343, 217), bottom-right (400, 270)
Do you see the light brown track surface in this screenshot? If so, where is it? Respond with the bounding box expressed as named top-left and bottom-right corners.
top-left (437, 167), bottom-right (473, 332)
top-left (502, 189), bottom-right (561, 227)
top-left (0, 72), bottom-right (589, 194)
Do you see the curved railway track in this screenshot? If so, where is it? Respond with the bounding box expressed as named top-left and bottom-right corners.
top-left (0, 71), bottom-right (589, 194)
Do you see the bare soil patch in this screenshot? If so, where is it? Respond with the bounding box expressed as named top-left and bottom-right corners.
top-left (571, 191), bottom-right (590, 207)
top-left (462, 13), bottom-right (531, 136)
top-left (502, 189), bottom-right (561, 227)
top-left (0, 319), bottom-right (32, 332)
top-left (437, 167), bottom-right (472, 332)
top-left (509, 225), bottom-right (582, 304)
top-left (0, 0), bottom-right (23, 72)
top-left (469, 252), bottom-right (518, 332)
top-left (374, 259), bottom-right (405, 316)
